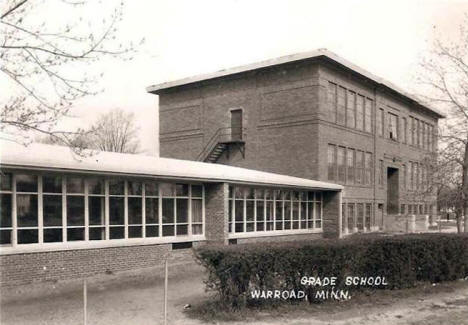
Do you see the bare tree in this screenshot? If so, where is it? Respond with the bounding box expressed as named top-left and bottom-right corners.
top-left (416, 15), bottom-right (468, 232)
top-left (0, 0), bottom-right (137, 149)
top-left (87, 109), bottom-right (140, 153)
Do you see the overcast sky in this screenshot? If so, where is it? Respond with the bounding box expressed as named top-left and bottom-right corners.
top-left (14, 0), bottom-right (468, 155)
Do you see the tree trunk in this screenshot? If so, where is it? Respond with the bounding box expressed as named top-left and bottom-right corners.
top-left (463, 138), bottom-right (468, 233)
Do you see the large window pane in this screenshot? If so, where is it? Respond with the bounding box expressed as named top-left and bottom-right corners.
top-left (162, 199), bottom-right (174, 223)
top-left (128, 197), bottom-right (142, 224)
top-left (17, 194), bottom-right (38, 227)
top-left (88, 178), bottom-right (104, 194)
top-left (176, 199), bottom-right (188, 223)
top-left (109, 179), bottom-right (124, 195)
top-left (18, 229), bottom-right (38, 244)
top-left (128, 181), bottom-right (142, 196)
top-left (43, 175), bottom-right (62, 193)
top-left (192, 199), bottom-right (203, 223)
top-left (145, 198), bottom-right (159, 224)
top-left (67, 196), bottom-right (84, 226)
top-left (145, 182), bottom-right (159, 196)
top-left (176, 184), bottom-right (189, 196)
top-left (109, 197), bottom-right (124, 225)
top-left (67, 177), bottom-right (84, 193)
top-left (89, 197), bottom-right (105, 225)
top-left (0, 230), bottom-right (12, 245)
top-left (16, 174), bottom-right (37, 192)
top-left (43, 195), bottom-right (62, 227)
top-left (0, 173), bottom-right (12, 191)
top-left (0, 194), bottom-right (12, 228)
top-left (44, 229), bottom-right (62, 243)
top-left (191, 185), bottom-right (203, 198)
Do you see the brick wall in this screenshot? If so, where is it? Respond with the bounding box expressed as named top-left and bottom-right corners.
top-left (322, 191), bottom-right (342, 238)
top-left (0, 244), bottom-right (176, 287)
top-left (204, 182), bottom-right (229, 244)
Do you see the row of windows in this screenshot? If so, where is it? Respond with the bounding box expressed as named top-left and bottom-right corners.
top-left (341, 202), bottom-right (375, 233)
top-left (400, 203), bottom-right (433, 215)
top-left (0, 173), bottom-right (204, 246)
top-left (228, 186), bottom-right (323, 233)
top-left (376, 109), bottom-right (435, 152)
top-left (327, 144), bottom-right (372, 185)
top-left (327, 82), bottom-right (373, 133)
top-left (404, 162), bottom-right (430, 192)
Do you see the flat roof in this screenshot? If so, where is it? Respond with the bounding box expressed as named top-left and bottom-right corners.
top-left (0, 139), bottom-right (342, 191)
top-left (146, 48), bottom-right (445, 118)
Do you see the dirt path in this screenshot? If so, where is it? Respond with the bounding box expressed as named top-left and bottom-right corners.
top-left (1, 262), bottom-right (467, 325)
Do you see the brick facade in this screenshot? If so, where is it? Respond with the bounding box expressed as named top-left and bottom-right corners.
top-left (155, 55), bottom-right (441, 233)
top-left (0, 244), bottom-right (173, 287)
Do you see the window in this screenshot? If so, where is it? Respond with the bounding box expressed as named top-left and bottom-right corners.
top-left (428, 125), bottom-right (433, 151)
top-left (347, 203), bottom-right (355, 232)
top-left (365, 203), bottom-right (372, 229)
top-left (2, 173), bottom-right (205, 246)
top-left (337, 87), bottom-right (346, 126)
top-left (402, 164), bottom-right (407, 190)
top-left (337, 147), bottom-right (346, 183)
top-left (356, 203), bottom-right (364, 231)
top-left (228, 186), bottom-right (322, 234)
top-left (409, 117), bottom-right (414, 145)
top-left (401, 117), bottom-right (407, 144)
top-left (355, 151), bottom-right (363, 185)
top-left (377, 108), bottom-right (384, 136)
top-left (42, 175), bottom-right (63, 243)
top-left (387, 112), bottom-right (398, 140)
top-left (109, 179), bottom-right (125, 239)
top-left (346, 90), bottom-right (356, 128)
top-left (356, 95), bottom-right (364, 131)
top-left (88, 178), bottom-right (105, 240)
top-left (327, 144), bottom-right (336, 181)
top-left (0, 173), bottom-right (13, 245)
top-left (191, 185), bottom-right (203, 235)
top-left (364, 98), bottom-right (373, 133)
top-left (410, 162), bottom-right (414, 190)
top-left (419, 120), bottom-right (423, 148)
top-left (16, 174), bottom-right (38, 244)
top-left (416, 119), bottom-right (420, 147)
top-left (327, 82), bottom-right (337, 123)
top-left (347, 148), bottom-right (355, 184)
top-left (365, 153), bottom-right (372, 185)
top-left (128, 181), bottom-right (143, 238)
top-left (378, 160), bottom-right (384, 186)
top-left (421, 123), bottom-right (426, 150)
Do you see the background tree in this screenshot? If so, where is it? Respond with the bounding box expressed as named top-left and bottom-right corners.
top-left (416, 15), bottom-right (468, 232)
top-left (38, 108), bottom-right (140, 153)
top-left (87, 109), bottom-right (140, 153)
top-left (0, 0), bottom-right (136, 148)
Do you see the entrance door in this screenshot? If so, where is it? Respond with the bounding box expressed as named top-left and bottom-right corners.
top-left (230, 109), bottom-right (243, 141)
top-left (387, 167), bottom-right (399, 214)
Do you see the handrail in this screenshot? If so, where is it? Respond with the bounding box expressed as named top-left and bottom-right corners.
top-left (197, 127), bottom-right (246, 161)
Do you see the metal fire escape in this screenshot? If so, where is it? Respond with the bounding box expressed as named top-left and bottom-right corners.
top-left (197, 127), bottom-right (246, 163)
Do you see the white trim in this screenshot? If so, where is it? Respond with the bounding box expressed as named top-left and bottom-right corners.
top-left (229, 229), bottom-right (322, 239)
top-left (38, 176), bottom-right (43, 244)
top-left (0, 235), bottom-right (206, 255)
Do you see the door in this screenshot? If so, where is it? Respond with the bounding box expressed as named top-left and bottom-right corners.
top-left (230, 109), bottom-right (243, 141)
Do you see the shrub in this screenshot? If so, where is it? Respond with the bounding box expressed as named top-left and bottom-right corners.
top-left (194, 234), bottom-right (468, 308)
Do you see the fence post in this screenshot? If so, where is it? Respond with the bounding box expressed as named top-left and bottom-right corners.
top-left (83, 279), bottom-right (87, 325)
top-left (164, 258), bottom-right (168, 325)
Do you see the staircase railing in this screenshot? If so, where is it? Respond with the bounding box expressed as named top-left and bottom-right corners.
top-left (197, 127), bottom-right (246, 161)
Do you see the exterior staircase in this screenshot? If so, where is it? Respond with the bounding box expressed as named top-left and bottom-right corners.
top-left (198, 127), bottom-right (246, 163)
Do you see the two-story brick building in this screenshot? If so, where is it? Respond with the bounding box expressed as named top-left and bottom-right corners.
top-left (147, 49), bottom-right (445, 234)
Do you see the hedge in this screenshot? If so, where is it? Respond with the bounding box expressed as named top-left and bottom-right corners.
top-left (194, 234), bottom-right (468, 308)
